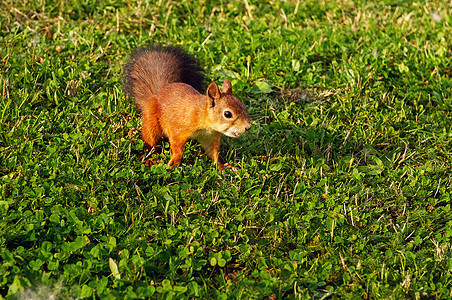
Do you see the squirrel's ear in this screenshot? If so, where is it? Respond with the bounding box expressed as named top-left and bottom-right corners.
top-left (221, 79), bottom-right (232, 94)
top-left (207, 82), bottom-right (220, 106)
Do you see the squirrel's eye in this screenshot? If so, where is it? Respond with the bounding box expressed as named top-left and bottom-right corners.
top-left (224, 111), bottom-right (233, 119)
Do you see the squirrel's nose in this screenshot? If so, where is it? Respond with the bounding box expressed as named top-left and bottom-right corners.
top-left (245, 124), bottom-right (251, 131)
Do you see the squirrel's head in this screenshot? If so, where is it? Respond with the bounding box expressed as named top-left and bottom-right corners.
top-left (206, 79), bottom-right (251, 138)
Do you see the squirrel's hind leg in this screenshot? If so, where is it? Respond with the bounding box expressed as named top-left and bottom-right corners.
top-left (141, 103), bottom-right (163, 166)
top-left (167, 136), bottom-right (189, 168)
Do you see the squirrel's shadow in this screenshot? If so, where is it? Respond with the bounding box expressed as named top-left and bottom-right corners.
top-left (236, 88), bottom-right (347, 163)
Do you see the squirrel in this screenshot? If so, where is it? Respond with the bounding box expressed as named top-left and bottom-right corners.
top-left (123, 45), bottom-right (251, 169)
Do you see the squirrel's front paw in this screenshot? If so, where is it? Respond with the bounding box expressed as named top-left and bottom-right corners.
top-left (218, 163), bottom-right (237, 171)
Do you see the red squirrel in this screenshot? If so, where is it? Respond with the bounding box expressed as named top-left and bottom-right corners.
top-left (123, 45), bottom-right (251, 168)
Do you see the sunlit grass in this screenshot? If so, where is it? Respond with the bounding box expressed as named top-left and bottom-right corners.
top-left (1, 0), bottom-right (451, 298)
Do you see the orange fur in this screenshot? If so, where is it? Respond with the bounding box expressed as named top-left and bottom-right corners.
top-left (124, 45), bottom-right (251, 168)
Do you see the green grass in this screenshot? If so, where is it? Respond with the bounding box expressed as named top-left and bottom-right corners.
top-left (1, 0), bottom-right (452, 298)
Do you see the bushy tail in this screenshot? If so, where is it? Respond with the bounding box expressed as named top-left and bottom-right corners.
top-left (123, 45), bottom-right (206, 111)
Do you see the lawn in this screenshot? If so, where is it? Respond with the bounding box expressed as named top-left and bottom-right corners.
top-left (1, 0), bottom-right (451, 299)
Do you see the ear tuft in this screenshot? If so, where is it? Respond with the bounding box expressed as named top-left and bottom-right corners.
top-left (221, 79), bottom-right (232, 94)
top-left (207, 82), bottom-right (220, 107)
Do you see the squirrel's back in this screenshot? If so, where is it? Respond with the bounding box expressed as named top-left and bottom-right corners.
top-left (123, 45), bottom-right (206, 111)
